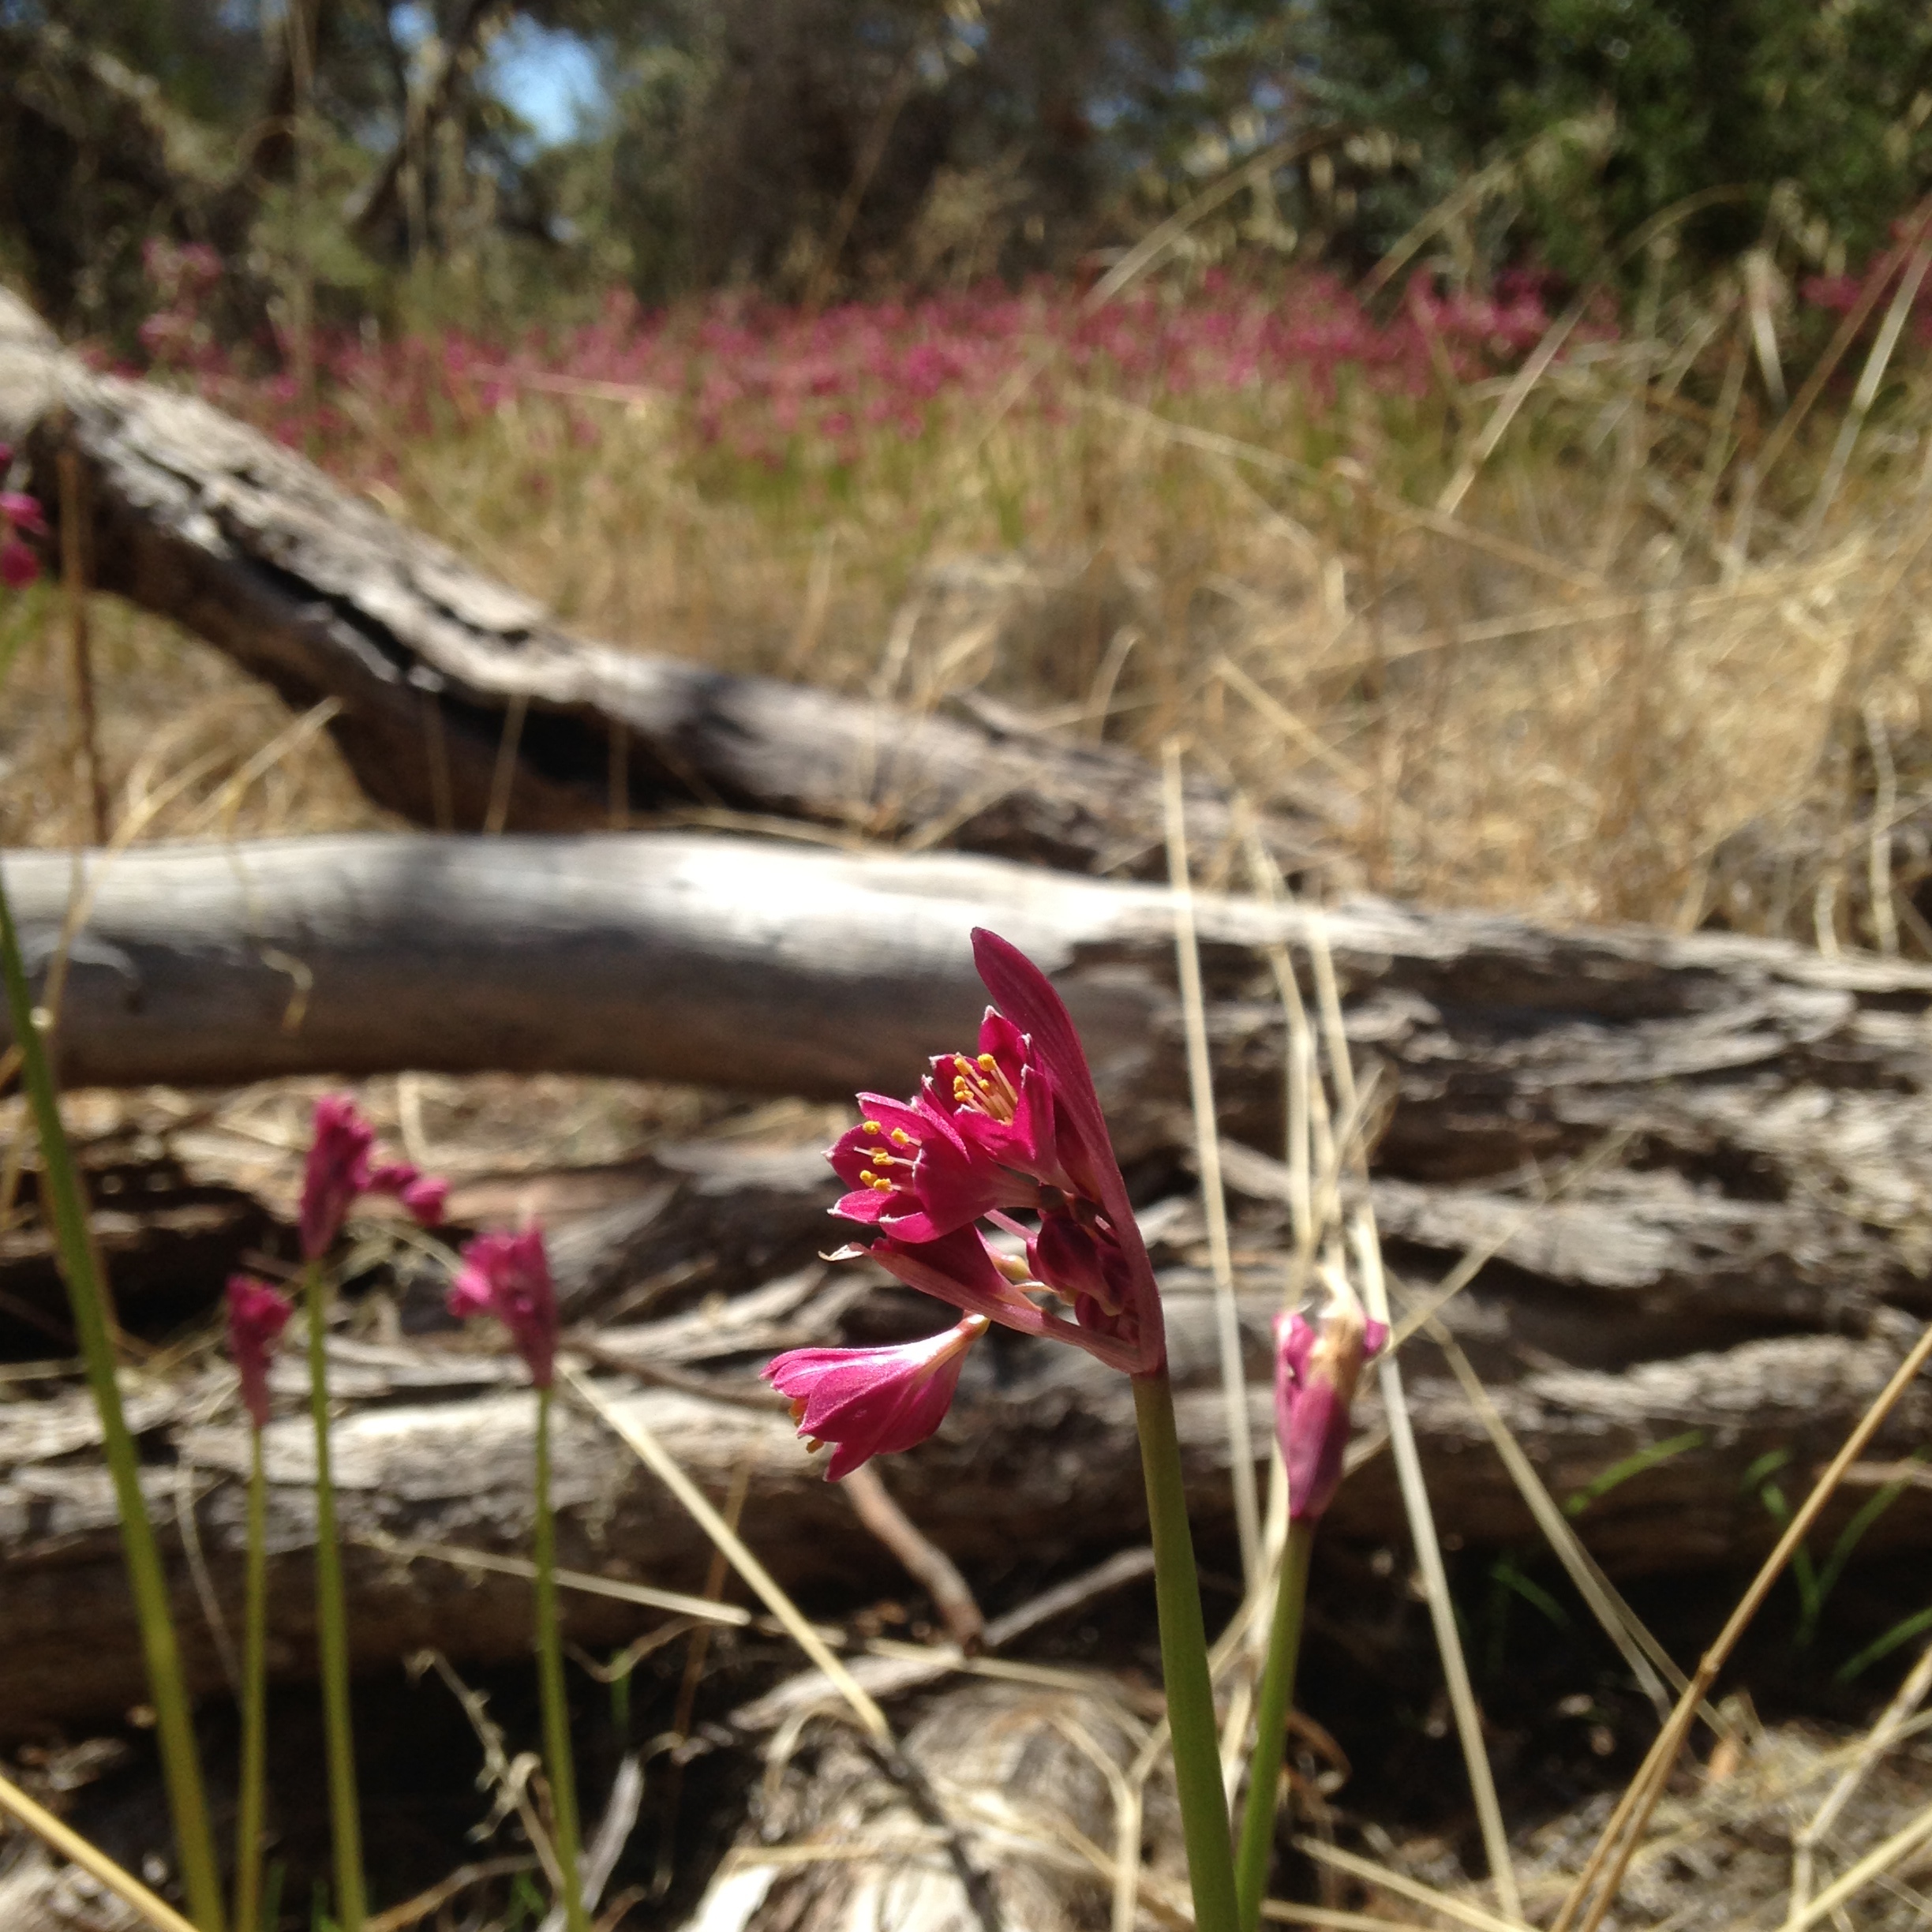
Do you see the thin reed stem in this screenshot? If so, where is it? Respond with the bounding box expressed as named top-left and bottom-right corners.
top-left (302, 1256), bottom-right (365, 1932)
top-left (234, 1428), bottom-right (269, 1932)
top-left (1132, 1368), bottom-right (1239, 1932)
top-left (0, 867), bottom-right (226, 1932)
top-left (1234, 1518), bottom-right (1315, 1932)
top-left (533, 1385), bottom-right (586, 1932)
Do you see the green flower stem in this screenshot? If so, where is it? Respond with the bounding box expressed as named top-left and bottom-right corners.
top-left (534, 1385), bottom-right (586, 1932)
top-left (0, 868), bottom-right (227, 1932)
top-left (234, 1428), bottom-right (270, 1932)
top-left (1132, 1368), bottom-right (1239, 1932)
top-left (302, 1257), bottom-right (365, 1932)
top-left (1234, 1516), bottom-right (1316, 1932)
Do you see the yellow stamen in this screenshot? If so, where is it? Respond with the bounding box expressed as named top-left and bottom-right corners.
top-left (863, 1120), bottom-right (883, 1135)
top-left (889, 1128), bottom-right (913, 1146)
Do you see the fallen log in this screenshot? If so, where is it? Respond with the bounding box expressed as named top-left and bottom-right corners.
top-left (7, 829), bottom-right (1932, 1725)
top-left (0, 290), bottom-right (1327, 878)
top-left (0, 1278), bottom-right (1928, 1735)
top-left (8, 829), bottom-right (1932, 1260)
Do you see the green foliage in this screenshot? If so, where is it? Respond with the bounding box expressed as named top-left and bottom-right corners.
top-left (1292, 0), bottom-right (1932, 274)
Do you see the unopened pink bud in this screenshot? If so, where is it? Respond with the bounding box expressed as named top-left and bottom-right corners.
top-left (1274, 1304), bottom-right (1388, 1523)
top-left (226, 1275), bottom-right (294, 1428)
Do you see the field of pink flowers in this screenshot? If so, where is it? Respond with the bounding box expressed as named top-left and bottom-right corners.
top-left (137, 250), bottom-right (1570, 476)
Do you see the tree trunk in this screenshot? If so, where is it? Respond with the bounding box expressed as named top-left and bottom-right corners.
top-left (0, 291), bottom-right (1327, 879)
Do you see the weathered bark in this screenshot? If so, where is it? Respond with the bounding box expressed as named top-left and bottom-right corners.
top-left (6, 829), bottom-right (1932, 1725)
top-left (0, 1264), bottom-right (1929, 1735)
top-left (8, 829), bottom-right (1932, 1262)
top-left (673, 1682), bottom-right (1153, 1932)
top-left (0, 291), bottom-right (1327, 878)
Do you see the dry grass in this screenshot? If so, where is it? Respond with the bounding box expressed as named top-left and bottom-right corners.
top-left (8, 275), bottom-right (1932, 956)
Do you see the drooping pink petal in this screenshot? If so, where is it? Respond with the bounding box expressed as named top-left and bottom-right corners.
top-left (1273, 1305), bottom-right (1388, 1522)
top-left (867, 1225), bottom-right (1144, 1374)
top-left (226, 1275), bottom-right (294, 1428)
top-left (448, 1226), bottom-right (560, 1387)
top-left (764, 1315), bottom-right (987, 1478)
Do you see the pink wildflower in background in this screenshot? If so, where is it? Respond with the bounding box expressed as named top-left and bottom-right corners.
top-left (766, 927), bottom-right (1165, 1479)
top-left (226, 1275), bottom-right (294, 1428)
top-left (448, 1226), bottom-right (560, 1387)
top-left (298, 1093), bottom-right (447, 1259)
top-left (1273, 1299), bottom-right (1388, 1523)
top-left (0, 445), bottom-right (45, 589)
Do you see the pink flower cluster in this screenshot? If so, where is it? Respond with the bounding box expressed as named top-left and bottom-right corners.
top-left (447, 1226), bottom-right (560, 1388)
top-left (134, 268), bottom-right (1571, 473)
top-left (299, 1093), bottom-right (447, 1259)
top-left (225, 1275), bottom-right (295, 1428)
top-left (0, 444), bottom-right (45, 590)
top-left (765, 929), bottom-right (1164, 1480)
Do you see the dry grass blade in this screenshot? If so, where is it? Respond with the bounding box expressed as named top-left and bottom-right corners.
top-left (841, 1461), bottom-right (984, 1649)
top-left (1290, 888), bottom-right (1523, 1922)
top-left (1349, 1209), bottom-right (1524, 1926)
top-left (353, 1527), bottom-right (756, 1627)
top-left (1421, 1316), bottom-right (1698, 1726)
top-left (1555, 1316), bottom-right (1932, 1932)
top-left (1787, 1638), bottom-right (1932, 1923)
top-left (366, 1855), bottom-right (540, 1932)
top-left (1803, 237), bottom-right (1932, 537)
top-left (1436, 185), bottom-right (1748, 517)
top-left (1261, 1908), bottom-right (1477, 1932)
top-left (1165, 739), bottom-right (1260, 1586)
top-left (1780, 1795), bottom-right (1932, 1932)
top-left (560, 1363), bottom-right (893, 1741)
top-left (1293, 1836), bottom-right (1527, 1932)
top-left (0, 1769), bottom-right (199, 1932)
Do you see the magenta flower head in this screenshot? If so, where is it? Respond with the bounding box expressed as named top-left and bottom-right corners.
top-left (226, 1275), bottom-right (294, 1428)
top-left (763, 1315), bottom-right (988, 1479)
top-left (449, 1226), bottom-right (560, 1387)
top-left (769, 928), bottom-right (1166, 1474)
top-left (298, 1092), bottom-right (447, 1259)
top-left (1274, 1298), bottom-right (1389, 1523)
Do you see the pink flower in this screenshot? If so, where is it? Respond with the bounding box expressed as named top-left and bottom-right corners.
top-left (827, 1093), bottom-right (1024, 1241)
top-left (0, 484), bottom-right (44, 590)
top-left (1, 492), bottom-right (46, 537)
top-left (448, 1226), bottom-right (559, 1387)
top-left (227, 1275), bottom-right (294, 1428)
top-left (298, 1093), bottom-right (447, 1259)
top-left (1274, 1301), bottom-right (1388, 1522)
top-left (775, 929), bottom-right (1166, 1473)
top-left (763, 1315), bottom-right (988, 1479)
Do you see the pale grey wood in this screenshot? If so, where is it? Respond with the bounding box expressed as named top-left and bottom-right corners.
top-left (0, 1301), bottom-right (1927, 1732)
top-left (0, 290), bottom-right (1325, 877)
